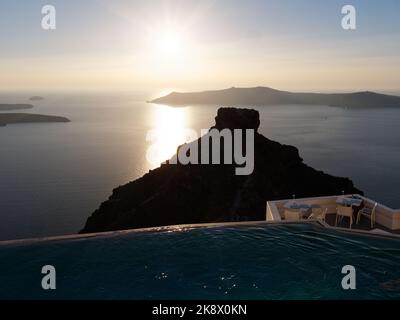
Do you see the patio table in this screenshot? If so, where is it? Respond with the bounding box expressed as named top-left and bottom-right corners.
top-left (283, 202), bottom-right (321, 218)
top-left (336, 196), bottom-right (363, 207)
top-left (284, 202), bottom-right (321, 210)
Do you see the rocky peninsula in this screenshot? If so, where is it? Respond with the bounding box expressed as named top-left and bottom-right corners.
top-left (81, 107), bottom-right (361, 233)
top-left (0, 113), bottom-right (70, 127)
top-left (150, 86), bottom-right (400, 108)
top-left (0, 104), bottom-right (34, 111)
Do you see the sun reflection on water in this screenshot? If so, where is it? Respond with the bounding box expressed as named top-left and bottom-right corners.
top-left (146, 105), bottom-right (192, 168)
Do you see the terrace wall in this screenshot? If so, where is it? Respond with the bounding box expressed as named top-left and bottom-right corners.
top-left (266, 194), bottom-right (400, 230)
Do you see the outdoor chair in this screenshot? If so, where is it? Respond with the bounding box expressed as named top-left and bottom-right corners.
top-left (335, 205), bottom-right (354, 229)
top-left (356, 202), bottom-right (378, 229)
top-left (284, 209), bottom-right (302, 221)
top-left (308, 207), bottom-right (328, 222)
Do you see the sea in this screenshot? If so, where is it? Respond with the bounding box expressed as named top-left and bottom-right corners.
top-left (1, 91), bottom-right (400, 241)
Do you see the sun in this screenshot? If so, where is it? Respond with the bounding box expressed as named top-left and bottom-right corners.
top-left (158, 32), bottom-right (183, 59)
top-left (159, 33), bottom-right (182, 56)
top-left (146, 25), bottom-right (192, 72)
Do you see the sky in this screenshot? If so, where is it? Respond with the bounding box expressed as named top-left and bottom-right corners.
top-left (1, 0), bottom-right (400, 93)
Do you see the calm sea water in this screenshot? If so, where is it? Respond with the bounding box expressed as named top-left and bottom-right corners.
top-left (1, 223), bottom-right (399, 299)
top-left (1, 92), bottom-right (400, 241)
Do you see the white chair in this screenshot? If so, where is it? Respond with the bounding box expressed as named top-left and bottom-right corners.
top-left (284, 209), bottom-right (302, 221)
top-left (308, 207), bottom-right (328, 222)
top-left (335, 205), bottom-right (354, 229)
top-left (356, 202), bottom-right (378, 228)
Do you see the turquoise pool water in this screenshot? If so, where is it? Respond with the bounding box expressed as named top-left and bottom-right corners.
top-left (0, 223), bottom-right (400, 299)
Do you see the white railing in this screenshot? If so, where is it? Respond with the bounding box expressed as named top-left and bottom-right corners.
top-left (266, 194), bottom-right (400, 230)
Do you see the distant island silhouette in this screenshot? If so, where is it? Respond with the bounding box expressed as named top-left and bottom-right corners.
top-left (0, 104), bottom-right (34, 111)
top-left (81, 107), bottom-right (361, 234)
top-left (29, 96), bottom-right (45, 101)
top-left (150, 86), bottom-right (400, 108)
top-left (0, 113), bottom-right (70, 127)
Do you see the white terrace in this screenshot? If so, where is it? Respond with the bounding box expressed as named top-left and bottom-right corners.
top-left (266, 194), bottom-right (400, 234)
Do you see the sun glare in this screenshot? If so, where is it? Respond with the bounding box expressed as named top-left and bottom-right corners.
top-left (146, 23), bottom-right (194, 74)
top-left (146, 106), bottom-right (190, 168)
top-left (159, 33), bottom-right (182, 58)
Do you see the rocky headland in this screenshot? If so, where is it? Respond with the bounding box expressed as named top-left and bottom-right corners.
top-left (150, 86), bottom-right (400, 108)
top-left (0, 113), bottom-right (70, 127)
top-left (0, 104), bottom-right (34, 111)
top-left (81, 107), bottom-right (361, 233)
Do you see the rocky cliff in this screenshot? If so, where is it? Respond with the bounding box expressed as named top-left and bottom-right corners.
top-left (81, 107), bottom-right (362, 233)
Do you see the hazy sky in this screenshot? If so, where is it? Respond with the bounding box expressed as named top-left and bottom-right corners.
top-left (1, 0), bottom-right (400, 92)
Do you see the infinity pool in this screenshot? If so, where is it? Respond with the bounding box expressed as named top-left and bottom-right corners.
top-left (1, 223), bottom-right (400, 299)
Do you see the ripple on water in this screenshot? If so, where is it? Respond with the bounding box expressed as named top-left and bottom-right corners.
top-left (0, 223), bottom-right (400, 299)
